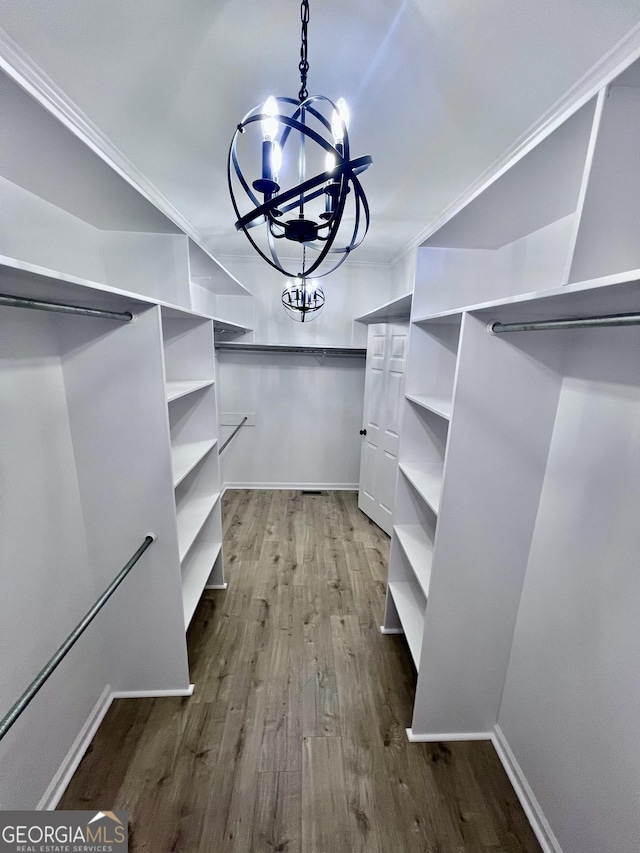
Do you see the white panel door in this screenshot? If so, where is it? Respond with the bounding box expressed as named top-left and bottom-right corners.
top-left (358, 322), bottom-right (409, 534)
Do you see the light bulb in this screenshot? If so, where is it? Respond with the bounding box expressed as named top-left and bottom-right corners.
top-left (337, 98), bottom-right (350, 129)
top-left (262, 96), bottom-right (279, 141)
top-left (271, 141), bottom-right (282, 180)
top-left (331, 110), bottom-right (344, 143)
top-left (331, 97), bottom-right (349, 143)
top-left (325, 151), bottom-right (336, 174)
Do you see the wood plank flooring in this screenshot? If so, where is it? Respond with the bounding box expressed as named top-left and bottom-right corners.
top-left (60, 490), bottom-right (541, 853)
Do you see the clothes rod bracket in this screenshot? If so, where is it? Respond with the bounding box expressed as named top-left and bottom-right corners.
top-left (488, 310), bottom-right (640, 335)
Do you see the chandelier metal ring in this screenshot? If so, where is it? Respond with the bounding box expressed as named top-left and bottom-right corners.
top-left (228, 94), bottom-right (372, 279)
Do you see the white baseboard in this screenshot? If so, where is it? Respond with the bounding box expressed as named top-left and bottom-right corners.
top-left (205, 582), bottom-right (228, 590)
top-left (222, 482), bottom-right (358, 491)
top-left (39, 682), bottom-right (196, 809)
top-left (406, 728), bottom-right (492, 743)
top-left (491, 725), bottom-right (562, 853)
top-left (379, 626), bottom-right (404, 634)
top-left (39, 684), bottom-right (114, 810)
top-left (403, 724), bottom-right (562, 852)
top-left (112, 683), bottom-right (195, 699)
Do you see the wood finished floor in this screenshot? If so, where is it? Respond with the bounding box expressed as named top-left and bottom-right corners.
top-left (60, 490), bottom-right (541, 853)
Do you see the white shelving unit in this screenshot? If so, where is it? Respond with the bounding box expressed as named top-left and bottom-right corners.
top-left (0, 65), bottom-right (253, 809)
top-left (161, 308), bottom-right (225, 621)
top-left (381, 51), bottom-right (640, 853)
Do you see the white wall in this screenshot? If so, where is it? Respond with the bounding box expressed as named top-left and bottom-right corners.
top-left (218, 256), bottom-right (399, 346)
top-left (216, 257), bottom-right (398, 488)
top-left (217, 351), bottom-right (366, 489)
top-left (0, 311), bottom-right (109, 809)
top-left (497, 326), bottom-right (640, 853)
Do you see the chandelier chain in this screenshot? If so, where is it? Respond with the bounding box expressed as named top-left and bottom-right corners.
top-left (298, 0), bottom-right (310, 102)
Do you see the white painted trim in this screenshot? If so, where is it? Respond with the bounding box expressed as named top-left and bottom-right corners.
top-left (221, 482), bottom-right (358, 491)
top-left (111, 684), bottom-right (195, 699)
top-left (391, 23), bottom-right (640, 265)
top-left (379, 626), bottom-right (404, 634)
top-left (205, 582), bottom-right (228, 590)
top-left (403, 723), bottom-right (563, 852)
top-left (38, 684), bottom-right (113, 810)
top-left (406, 728), bottom-right (492, 743)
top-left (491, 725), bottom-right (563, 853)
top-left (0, 27), bottom-right (250, 296)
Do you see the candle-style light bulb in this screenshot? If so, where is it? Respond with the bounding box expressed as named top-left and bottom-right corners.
top-left (262, 96), bottom-right (279, 141)
top-left (337, 98), bottom-right (349, 130)
top-left (331, 97), bottom-right (349, 144)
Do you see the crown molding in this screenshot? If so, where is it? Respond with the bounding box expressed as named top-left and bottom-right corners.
top-left (391, 22), bottom-right (640, 266)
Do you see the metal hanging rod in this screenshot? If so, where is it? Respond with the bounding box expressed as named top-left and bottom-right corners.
top-left (215, 342), bottom-right (366, 357)
top-left (0, 534), bottom-right (156, 743)
top-left (0, 292), bottom-right (134, 322)
top-left (488, 311), bottom-right (640, 335)
top-left (220, 416), bottom-right (248, 453)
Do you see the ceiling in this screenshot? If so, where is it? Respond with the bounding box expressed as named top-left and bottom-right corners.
top-left (1, 0), bottom-right (640, 266)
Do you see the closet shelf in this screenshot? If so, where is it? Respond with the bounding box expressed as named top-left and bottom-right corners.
top-left (211, 318), bottom-right (252, 335)
top-left (406, 393), bottom-right (452, 421)
top-left (166, 379), bottom-right (215, 403)
top-left (398, 462), bottom-right (444, 515)
top-left (355, 292), bottom-right (412, 323)
top-left (171, 440), bottom-right (218, 488)
top-left (412, 267), bottom-right (640, 326)
top-left (182, 540), bottom-right (223, 628)
top-left (0, 256), bottom-right (253, 328)
top-left (394, 525), bottom-right (434, 598)
top-left (177, 491), bottom-right (222, 562)
top-left (388, 581), bottom-right (425, 668)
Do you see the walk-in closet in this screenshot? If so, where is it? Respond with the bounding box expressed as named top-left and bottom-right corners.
top-left (1, 4), bottom-right (639, 853)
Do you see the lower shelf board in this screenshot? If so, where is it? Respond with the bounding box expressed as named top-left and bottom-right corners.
top-left (166, 379), bottom-right (215, 402)
top-left (182, 539), bottom-right (223, 628)
top-left (176, 491), bottom-right (221, 561)
top-left (171, 439), bottom-right (217, 487)
top-left (388, 580), bottom-right (426, 668)
top-left (405, 393), bottom-right (453, 421)
top-left (394, 524), bottom-right (434, 598)
top-left (398, 462), bottom-right (444, 515)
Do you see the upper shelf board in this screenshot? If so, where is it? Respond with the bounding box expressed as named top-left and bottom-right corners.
top-left (188, 240), bottom-right (251, 297)
top-left (1, 70), bottom-right (180, 234)
top-left (0, 256), bottom-right (253, 329)
top-left (411, 269), bottom-right (640, 326)
top-left (355, 293), bottom-right (412, 324)
top-left (421, 97), bottom-right (597, 251)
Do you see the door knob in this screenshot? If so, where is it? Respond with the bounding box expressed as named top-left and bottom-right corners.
top-left (359, 429), bottom-right (367, 436)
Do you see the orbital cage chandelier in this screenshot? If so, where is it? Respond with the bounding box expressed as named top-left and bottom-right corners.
top-left (228, 0), bottom-right (372, 321)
